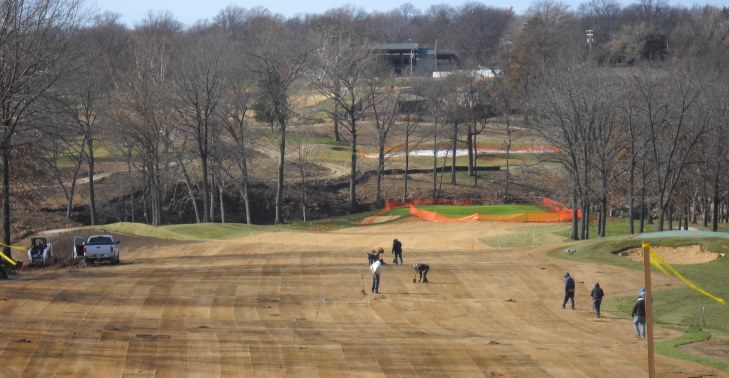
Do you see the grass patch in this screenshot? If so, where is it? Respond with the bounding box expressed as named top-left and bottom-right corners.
top-left (480, 224), bottom-right (572, 248)
top-left (414, 204), bottom-right (544, 218)
top-left (553, 217), bottom-right (662, 240)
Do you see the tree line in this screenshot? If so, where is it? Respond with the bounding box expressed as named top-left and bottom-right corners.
top-left (1, 0), bottom-right (729, 253)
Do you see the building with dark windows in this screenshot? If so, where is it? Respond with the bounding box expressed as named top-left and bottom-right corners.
top-left (373, 43), bottom-right (458, 77)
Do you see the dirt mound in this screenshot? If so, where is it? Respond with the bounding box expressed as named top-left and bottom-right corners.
top-left (619, 245), bottom-right (721, 264)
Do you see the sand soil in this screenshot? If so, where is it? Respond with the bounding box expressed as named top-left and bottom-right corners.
top-left (0, 219), bottom-right (726, 377)
top-left (619, 245), bottom-right (721, 264)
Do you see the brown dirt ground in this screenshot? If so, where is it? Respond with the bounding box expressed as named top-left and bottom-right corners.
top-left (1, 219), bottom-right (727, 377)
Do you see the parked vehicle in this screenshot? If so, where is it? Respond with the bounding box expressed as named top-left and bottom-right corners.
top-left (75, 235), bottom-right (121, 264)
top-left (27, 237), bottom-right (53, 267)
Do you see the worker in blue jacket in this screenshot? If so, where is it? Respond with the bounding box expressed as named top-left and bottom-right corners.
top-left (562, 272), bottom-right (576, 309)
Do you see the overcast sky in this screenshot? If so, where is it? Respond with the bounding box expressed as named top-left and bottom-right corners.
top-left (91, 0), bottom-right (723, 27)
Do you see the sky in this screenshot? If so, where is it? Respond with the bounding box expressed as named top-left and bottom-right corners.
top-left (92, 0), bottom-right (724, 27)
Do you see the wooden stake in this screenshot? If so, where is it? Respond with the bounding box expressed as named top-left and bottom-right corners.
top-left (642, 241), bottom-right (655, 378)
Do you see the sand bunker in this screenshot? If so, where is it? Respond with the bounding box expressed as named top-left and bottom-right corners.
top-left (619, 245), bottom-right (721, 264)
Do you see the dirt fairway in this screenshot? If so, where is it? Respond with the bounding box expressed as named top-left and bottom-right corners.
top-left (1, 219), bottom-right (726, 377)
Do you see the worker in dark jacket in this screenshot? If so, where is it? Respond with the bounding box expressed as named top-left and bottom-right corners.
top-left (412, 263), bottom-right (430, 283)
top-left (590, 282), bottom-right (605, 318)
top-left (631, 293), bottom-right (647, 338)
top-left (392, 239), bottom-right (403, 265)
top-left (562, 272), bottom-right (576, 309)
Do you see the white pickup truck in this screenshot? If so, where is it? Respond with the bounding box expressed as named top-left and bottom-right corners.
top-left (74, 235), bottom-right (121, 264)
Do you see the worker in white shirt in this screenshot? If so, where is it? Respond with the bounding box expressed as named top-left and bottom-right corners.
top-left (370, 258), bottom-right (383, 294)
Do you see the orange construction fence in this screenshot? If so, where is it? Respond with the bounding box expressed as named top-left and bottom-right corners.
top-left (363, 197), bottom-right (579, 223)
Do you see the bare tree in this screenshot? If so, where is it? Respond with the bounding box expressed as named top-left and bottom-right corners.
top-left (449, 3), bottom-right (514, 68)
top-left (706, 68), bottom-right (729, 231)
top-left (530, 59), bottom-right (622, 240)
top-left (306, 7), bottom-right (369, 142)
top-left (308, 15), bottom-right (373, 212)
top-left (110, 12), bottom-right (180, 225)
top-left (0, 0), bottom-right (82, 254)
top-left (290, 126), bottom-right (320, 221)
top-left (399, 94), bottom-right (423, 201)
top-left (438, 74), bottom-right (470, 186)
top-left (172, 30), bottom-right (227, 222)
top-left (634, 64), bottom-right (709, 231)
top-left (54, 16), bottom-right (127, 225)
top-left (366, 70), bottom-right (402, 208)
top-left (412, 77), bottom-right (449, 198)
top-left (219, 44), bottom-right (256, 224)
top-left (242, 13), bottom-right (309, 224)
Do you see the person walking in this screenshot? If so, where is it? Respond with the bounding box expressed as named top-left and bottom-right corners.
top-left (370, 258), bottom-right (383, 294)
top-left (412, 263), bottom-right (429, 283)
top-left (562, 272), bottom-right (576, 309)
top-left (631, 293), bottom-right (647, 338)
top-left (392, 239), bottom-right (403, 265)
top-left (590, 282), bottom-right (605, 318)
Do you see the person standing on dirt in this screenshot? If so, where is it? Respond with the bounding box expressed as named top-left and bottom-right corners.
top-left (392, 239), bottom-right (403, 265)
top-left (591, 282), bottom-right (605, 318)
top-left (370, 258), bottom-right (383, 294)
top-left (562, 272), bottom-right (576, 309)
top-left (412, 263), bottom-right (429, 283)
top-left (631, 293), bottom-right (647, 338)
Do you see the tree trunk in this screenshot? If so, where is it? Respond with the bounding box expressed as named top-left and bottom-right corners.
top-left (65, 144), bottom-right (86, 219)
top-left (376, 144), bottom-right (384, 208)
top-left (570, 190), bottom-right (578, 241)
top-left (403, 131), bottom-right (410, 202)
top-left (128, 152), bottom-right (134, 223)
top-left (275, 121), bottom-right (286, 224)
top-left (219, 182), bottom-right (225, 224)
top-left (2, 151), bottom-right (11, 257)
top-left (658, 193), bottom-right (666, 231)
top-left (201, 153), bottom-right (210, 222)
top-left (467, 129), bottom-right (474, 176)
top-left (712, 173), bottom-right (720, 232)
top-left (628, 159), bottom-right (635, 235)
top-left (432, 116), bottom-right (438, 198)
top-left (333, 99), bottom-right (341, 142)
top-left (209, 170), bottom-right (216, 221)
top-left (600, 196), bottom-right (607, 237)
top-left (87, 137), bottom-right (97, 225)
top-left (349, 119), bottom-right (357, 213)
top-left (450, 123), bottom-right (457, 185)
top-left (473, 133), bottom-right (478, 187)
top-left (176, 152), bottom-right (201, 223)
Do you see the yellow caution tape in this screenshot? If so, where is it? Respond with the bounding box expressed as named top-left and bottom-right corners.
top-left (0, 241), bottom-right (23, 266)
top-left (650, 249), bottom-right (725, 305)
top-left (649, 256), bottom-right (670, 276)
top-left (0, 250), bottom-right (17, 266)
top-left (0, 241), bottom-right (25, 251)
